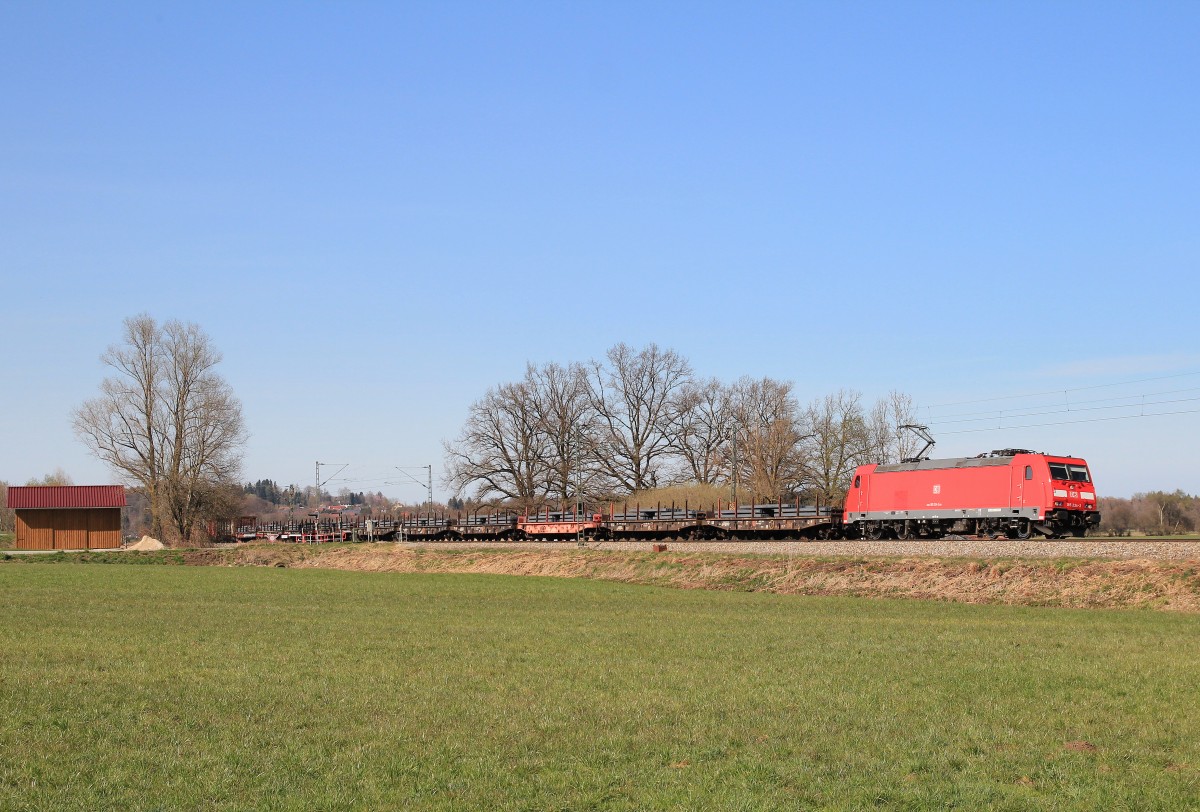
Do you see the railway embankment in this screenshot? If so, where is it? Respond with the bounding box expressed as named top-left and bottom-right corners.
top-left (160, 539), bottom-right (1200, 613)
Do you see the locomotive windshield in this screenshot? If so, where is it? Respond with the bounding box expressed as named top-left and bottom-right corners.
top-left (1048, 462), bottom-right (1090, 483)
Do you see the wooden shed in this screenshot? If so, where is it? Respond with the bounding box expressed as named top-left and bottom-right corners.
top-left (8, 486), bottom-right (126, 550)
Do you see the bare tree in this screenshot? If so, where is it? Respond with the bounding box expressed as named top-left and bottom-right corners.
top-left (668, 377), bottom-right (734, 485)
top-left (728, 376), bottom-right (807, 502)
top-left (24, 469), bottom-right (75, 486)
top-left (585, 343), bottom-right (693, 492)
top-left (799, 389), bottom-right (869, 506)
top-left (443, 379), bottom-right (547, 513)
top-left (1143, 489), bottom-right (1193, 535)
top-left (865, 391), bottom-right (920, 464)
top-left (0, 482), bottom-right (12, 534)
top-left (1097, 496), bottom-right (1134, 536)
top-left (73, 315), bottom-right (247, 544)
top-left (526, 362), bottom-right (595, 505)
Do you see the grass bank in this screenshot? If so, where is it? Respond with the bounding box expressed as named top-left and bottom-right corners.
top-left (1, 564), bottom-right (1198, 809)
top-left (8, 542), bottom-right (1197, 612)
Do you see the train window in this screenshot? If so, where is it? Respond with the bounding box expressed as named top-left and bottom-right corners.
top-left (1025, 465), bottom-right (1033, 480)
top-left (1067, 465), bottom-right (1090, 483)
top-left (854, 475), bottom-right (860, 488)
top-left (1048, 463), bottom-right (1069, 480)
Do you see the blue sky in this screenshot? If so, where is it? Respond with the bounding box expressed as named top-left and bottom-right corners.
top-left (2, 1), bottom-right (1197, 500)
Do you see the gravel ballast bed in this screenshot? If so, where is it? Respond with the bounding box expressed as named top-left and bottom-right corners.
top-left (405, 538), bottom-right (1200, 560)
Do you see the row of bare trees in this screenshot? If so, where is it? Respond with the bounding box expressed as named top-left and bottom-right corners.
top-left (444, 343), bottom-right (920, 512)
top-left (1099, 491), bottom-right (1200, 536)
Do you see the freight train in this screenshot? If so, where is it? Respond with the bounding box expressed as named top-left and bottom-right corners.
top-left (242, 448), bottom-right (1100, 542)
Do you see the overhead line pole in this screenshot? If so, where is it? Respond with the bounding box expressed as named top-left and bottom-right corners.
top-left (394, 465), bottom-right (433, 513)
top-left (315, 462), bottom-right (350, 497)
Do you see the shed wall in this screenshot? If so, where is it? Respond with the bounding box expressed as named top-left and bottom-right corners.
top-left (15, 508), bottom-right (122, 550)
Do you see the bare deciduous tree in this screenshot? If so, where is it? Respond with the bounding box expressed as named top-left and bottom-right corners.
top-left (799, 389), bottom-right (869, 505)
top-left (585, 343), bottom-right (692, 492)
top-left (728, 376), bottom-right (808, 502)
top-left (73, 315), bottom-right (247, 544)
top-left (526, 361), bottom-right (595, 505)
top-left (865, 391), bottom-right (921, 464)
top-left (24, 469), bottom-right (75, 486)
top-left (0, 482), bottom-right (12, 533)
top-left (668, 377), bottom-right (733, 486)
top-left (443, 379), bottom-right (547, 513)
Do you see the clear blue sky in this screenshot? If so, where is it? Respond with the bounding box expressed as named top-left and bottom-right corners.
top-left (2, 1), bottom-right (1197, 500)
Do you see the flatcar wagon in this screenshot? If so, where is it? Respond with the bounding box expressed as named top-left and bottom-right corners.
top-left (843, 449), bottom-right (1100, 540)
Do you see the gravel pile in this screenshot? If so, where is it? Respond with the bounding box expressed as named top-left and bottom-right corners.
top-left (410, 538), bottom-right (1200, 560)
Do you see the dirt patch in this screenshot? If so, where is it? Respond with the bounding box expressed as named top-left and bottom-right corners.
top-left (194, 543), bottom-right (1200, 612)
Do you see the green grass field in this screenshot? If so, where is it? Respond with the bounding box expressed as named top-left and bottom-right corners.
top-left (1, 565), bottom-right (1198, 810)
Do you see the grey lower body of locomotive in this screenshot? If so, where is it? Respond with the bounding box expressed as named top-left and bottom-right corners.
top-left (845, 507), bottom-right (1101, 539)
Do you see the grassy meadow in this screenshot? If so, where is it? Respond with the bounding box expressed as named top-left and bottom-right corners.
top-left (1, 564), bottom-right (1198, 810)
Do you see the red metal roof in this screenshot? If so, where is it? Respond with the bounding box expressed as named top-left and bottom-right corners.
top-left (7, 485), bottom-right (127, 509)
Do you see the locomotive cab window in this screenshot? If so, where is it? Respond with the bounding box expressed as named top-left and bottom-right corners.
top-left (1048, 462), bottom-right (1090, 483)
top-left (1025, 465), bottom-right (1033, 480)
top-left (853, 475), bottom-right (860, 488)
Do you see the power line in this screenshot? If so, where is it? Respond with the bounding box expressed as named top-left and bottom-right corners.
top-left (927, 394), bottom-right (1200, 427)
top-left (926, 369), bottom-right (1200, 407)
top-left (933, 407), bottom-right (1200, 436)
top-left (925, 386), bottom-right (1200, 423)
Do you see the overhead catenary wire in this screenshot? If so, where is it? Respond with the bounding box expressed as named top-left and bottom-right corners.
top-left (923, 369), bottom-right (1200, 410)
top-left (917, 369), bottom-right (1200, 437)
top-left (931, 407), bottom-right (1200, 435)
top-left (923, 386), bottom-right (1200, 424)
top-left (927, 393), bottom-right (1200, 427)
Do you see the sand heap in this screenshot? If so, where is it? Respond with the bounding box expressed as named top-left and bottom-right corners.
top-left (127, 536), bottom-right (165, 551)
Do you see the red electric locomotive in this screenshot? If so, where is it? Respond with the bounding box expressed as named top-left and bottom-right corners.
top-left (843, 449), bottom-right (1100, 540)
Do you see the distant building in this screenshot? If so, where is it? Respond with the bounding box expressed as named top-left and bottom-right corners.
top-left (7, 486), bottom-right (126, 550)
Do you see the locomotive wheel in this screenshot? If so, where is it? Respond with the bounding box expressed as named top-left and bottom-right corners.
top-left (1014, 520), bottom-right (1032, 540)
top-left (865, 524), bottom-right (884, 541)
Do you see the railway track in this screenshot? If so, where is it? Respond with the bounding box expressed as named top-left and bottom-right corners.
top-left (401, 537), bottom-right (1200, 561)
